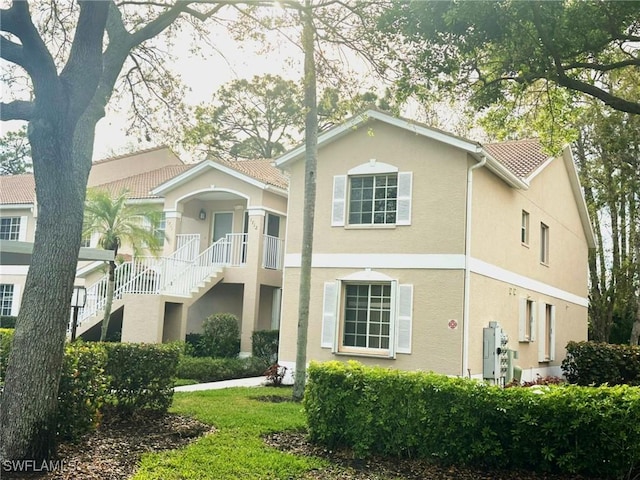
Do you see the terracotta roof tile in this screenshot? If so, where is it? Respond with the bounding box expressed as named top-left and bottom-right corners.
top-left (483, 139), bottom-right (550, 179)
top-left (91, 165), bottom-right (193, 199)
top-left (0, 174), bottom-right (36, 205)
top-left (217, 158), bottom-right (289, 190)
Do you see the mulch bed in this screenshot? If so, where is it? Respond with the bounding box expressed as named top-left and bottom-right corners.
top-left (3, 409), bottom-right (610, 480)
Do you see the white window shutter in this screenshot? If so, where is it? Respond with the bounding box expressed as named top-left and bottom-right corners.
top-left (518, 298), bottom-right (527, 341)
top-left (331, 176), bottom-right (346, 226)
top-left (396, 284), bottom-right (413, 354)
top-left (396, 172), bottom-right (412, 225)
top-left (10, 284), bottom-right (20, 316)
top-left (530, 301), bottom-right (537, 342)
top-left (321, 281), bottom-right (338, 350)
top-left (19, 216), bottom-right (28, 241)
top-left (549, 305), bottom-right (556, 361)
top-left (538, 302), bottom-right (546, 362)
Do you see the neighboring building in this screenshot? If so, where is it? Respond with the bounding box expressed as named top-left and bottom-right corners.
top-left (275, 110), bottom-right (595, 382)
top-left (0, 146), bottom-right (287, 355)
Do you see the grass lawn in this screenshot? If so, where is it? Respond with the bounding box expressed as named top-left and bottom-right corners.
top-left (131, 387), bottom-right (327, 480)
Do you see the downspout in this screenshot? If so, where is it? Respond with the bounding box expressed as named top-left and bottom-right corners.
top-left (462, 153), bottom-right (487, 377)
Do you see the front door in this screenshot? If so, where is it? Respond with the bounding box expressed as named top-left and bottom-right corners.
top-left (212, 212), bottom-right (233, 263)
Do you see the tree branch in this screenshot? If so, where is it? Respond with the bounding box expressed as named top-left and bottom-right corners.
top-left (1, 100), bottom-right (35, 121)
top-left (0, 35), bottom-right (25, 67)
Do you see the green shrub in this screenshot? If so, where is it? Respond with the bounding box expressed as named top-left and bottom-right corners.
top-left (201, 313), bottom-right (240, 358)
top-left (0, 328), bottom-right (14, 383)
top-left (102, 342), bottom-right (181, 415)
top-left (562, 341), bottom-right (640, 386)
top-left (184, 333), bottom-right (209, 357)
top-left (177, 356), bottom-right (266, 383)
top-left (251, 330), bottom-right (279, 363)
top-left (0, 316), bottom-right (16, 328)
top-left (305, 361), bottom-right (640, 478)
top-left (57, 342), bottom-right (108, 441)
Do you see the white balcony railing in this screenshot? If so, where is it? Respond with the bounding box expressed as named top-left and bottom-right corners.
top-left (262, 234), bottom-right (284, 270)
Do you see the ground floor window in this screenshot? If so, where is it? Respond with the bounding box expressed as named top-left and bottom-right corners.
top-left (538, 303), bottom-right (556, 362)
top-left (0, 284), bottom-right (15, 316)
top-left (343, 283), bottom-right (392, 350)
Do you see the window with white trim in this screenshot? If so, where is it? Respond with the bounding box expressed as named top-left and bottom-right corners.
top-left (321, 272), bottom-right (413, 357)
top-left (538, 303), bottom-right (556, 362)
top-left (518, 298), bottom-right (536, 343)
top-left (0, 217), bottom-right (22, 240)
top-left (154, 213), bottom-right (166, 246)
top-left (81, 233), bottom-right (92, 248)
top-left (540, 223), bottom-right (549, 264)
top-left (0, 284), bottom-right (15, 316)
top-left (332, 161), bottom-right (412, 227)
top-left (521, 210), bottom-right (529, 245)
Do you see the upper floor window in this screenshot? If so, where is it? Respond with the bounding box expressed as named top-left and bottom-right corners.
top-left (154, 213), bottom-right (166, 246)
top-left (332, 160), bottom-right (412, 227)
top-left (80, 233), bottom-right (92, 248)
top-left (540, 223), bottom-right (549, 264)
top-left (0, 217), bottom-right (22, 241)
top-left (0, 284), bottom-right (15, 316)
top-left (521, 210), bottom-right (529, 245)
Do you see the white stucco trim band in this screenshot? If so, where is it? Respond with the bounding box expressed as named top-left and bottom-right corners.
top-left (284, 253), bottom-right (588, 307)
top-left (468, 258), bottom-right (589, 307)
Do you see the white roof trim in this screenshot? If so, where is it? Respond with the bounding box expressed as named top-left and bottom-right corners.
top-left (76, 260), bottom-right (104, 277)
top-left (562, 147), bottom-right (596, 249)
top-left (151, 160), bottom-right (270, 195)
top-left (348, 160), bottom-right (398, 175)
top-left (0, 203), bottom-right (34, 210)
top-left (525, 155), bottom-right (555, 183)
top-left (275, 110), bottom-right (482, 168)
top-left (479, 151), bottom-right (530, 190)
top-left (0, 240), bottom-right (114, 265)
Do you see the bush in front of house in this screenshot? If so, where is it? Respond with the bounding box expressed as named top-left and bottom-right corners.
top-left (0, 328), bottom-right (14, 382)
top-left (562, 340), bottom-right (640, 386)
top-left (201, 313), bottom-right (241, 358)
top-left (102, 342), bottom-right (182, 415)
top-left (251, 329), bottom-right (279, 364)
top-left (304, 361), bottom-right (640, 479)
top-left (177, 356), bottom-right (266, 383)
top-left (0, 316), bottom-right (17, 328)
top-left (57, 342), bottom-right (108, 441)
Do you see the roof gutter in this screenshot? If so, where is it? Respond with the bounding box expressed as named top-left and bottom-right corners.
top-left (462, 153), bottom-right (487, 378)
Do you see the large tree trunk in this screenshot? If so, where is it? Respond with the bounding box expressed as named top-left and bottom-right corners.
top-left (293, 0), bottom-right (318, 402)
top-left (100, 260), bottom-right (117, 341)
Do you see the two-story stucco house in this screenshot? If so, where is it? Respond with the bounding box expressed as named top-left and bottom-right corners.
top-left (0, 146), bottom-right (287, 355)
top-left (275, 110), bottom-right (595, 382)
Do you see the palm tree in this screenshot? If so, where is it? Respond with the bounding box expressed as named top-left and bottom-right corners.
top-left (83, 189), bottom-right (164, 341)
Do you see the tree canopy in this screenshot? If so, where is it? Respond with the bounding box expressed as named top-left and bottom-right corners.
top-left (0, 126), bottom-right (31, 175)
top-left (381, 0), bottom-right (640, 115)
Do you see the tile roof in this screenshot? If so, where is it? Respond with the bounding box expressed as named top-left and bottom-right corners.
top-left (91, 165), bottom-right (193, 199)
top-left (92, 145), bottom-right (174, 165)
top-left (217, 158), bottom-right (289, 190)
top-left (483, 139), bottom-right (550, 179)
top-left (0, 174), bottom-right (36, 205)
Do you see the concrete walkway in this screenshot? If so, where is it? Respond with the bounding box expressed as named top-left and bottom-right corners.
top-left (174, 376), bottom-right (266, 392)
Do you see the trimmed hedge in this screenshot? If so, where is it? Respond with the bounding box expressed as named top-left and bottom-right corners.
top-left (102, 342), bottom-right (181, 415)
top-left (562, 341), bottom-right (640, 386)
top-left (0, 316), bottom-right (17, 328)
top-left (201, 313), bottom-right (241, 358)
top-left (57, 342), bottom-right (108, 441)
top-left (177, 356), bottom-right (267, 383)
top-left (305, 361), bottom-right (640, 478)
top-left (251, 329), bottom-right (279, 363)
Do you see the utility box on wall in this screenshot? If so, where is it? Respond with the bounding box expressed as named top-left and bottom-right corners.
top-left (483, 321), bottom-right (509, 383)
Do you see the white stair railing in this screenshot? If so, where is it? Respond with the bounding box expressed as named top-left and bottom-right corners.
top-left (174, 234), bottom-right (200, 261)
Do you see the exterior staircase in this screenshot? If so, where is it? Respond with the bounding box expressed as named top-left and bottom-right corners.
top-left (72, 233), bottom-right (246, 337)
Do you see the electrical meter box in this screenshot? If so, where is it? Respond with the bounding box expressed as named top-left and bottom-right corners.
top-left (483, 321), bottom-right (509, 382)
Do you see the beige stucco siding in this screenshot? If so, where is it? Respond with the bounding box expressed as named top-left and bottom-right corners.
top-left (285, 121), bottom-right (469, 256)
top-left (278, 267), bottom-right (465, 376)
top-left (471, 157), bottom-right (589, 298)
top-left (468, 272), bottom-right (587, 377)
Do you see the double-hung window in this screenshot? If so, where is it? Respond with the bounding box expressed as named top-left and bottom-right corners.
top-left (518, 298), bottom-right (536, 343)
top-left (321, 271), bottom-right (413, 357)
top-left (540, 223), bottom-right (549, 264)
top-left (538, 302), bottom-right (556, 362)
top-left (332, 160), bottom-right (412, 227)
top-left (521, 210), bottom-right (529, 245)
top-left (0, 217), bottom-right (24, 241)
top-left (0, 284), bottom-right (16, 316)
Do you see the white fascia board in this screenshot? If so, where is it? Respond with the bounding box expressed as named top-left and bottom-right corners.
top-left (152, 160), bottom-right (271, 195)
top-left (126, 198), bottom-right (164, 205)
top-left (524, 155), bottom-right (555, 183)
top-left (479, 150), bottom-right (530, 190)
top-left (562, 146), bottom-right (596, 249)
top-left (76, 260), bottom-right (104, 277)
top-left (275, 110), bottom-right (482, 169)
top-left (0, 203), bottom-right (34, 211)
